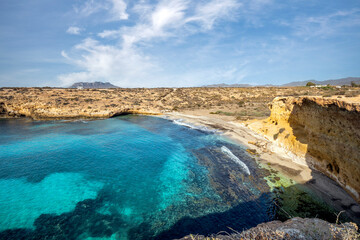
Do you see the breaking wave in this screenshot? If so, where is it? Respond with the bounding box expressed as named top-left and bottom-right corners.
top-left (173, 119), bottom-right (217, 133)
top-left (221, 146), bottom-right (250, 175)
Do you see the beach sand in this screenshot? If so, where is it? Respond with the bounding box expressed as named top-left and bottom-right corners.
top-left (160, 111), bottom-right (360, 223)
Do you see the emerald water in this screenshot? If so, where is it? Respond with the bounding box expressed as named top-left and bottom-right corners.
top-left (0, 116), bottom-right (338, 239)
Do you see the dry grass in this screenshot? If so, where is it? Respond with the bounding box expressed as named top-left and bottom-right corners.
top-left (181, 220), bottom-right (359, 240)
top-left (1, 86), bottom-right (359, 120)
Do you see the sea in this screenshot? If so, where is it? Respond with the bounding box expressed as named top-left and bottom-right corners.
top-left (0, 116), bottom-right (339, 239)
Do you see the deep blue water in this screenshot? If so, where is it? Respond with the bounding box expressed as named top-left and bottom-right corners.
top-left (0, 116), bottom-right (337, 240)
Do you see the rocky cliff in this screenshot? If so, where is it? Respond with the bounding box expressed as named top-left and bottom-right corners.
top-left (248, 96), bottom-right (360, 202)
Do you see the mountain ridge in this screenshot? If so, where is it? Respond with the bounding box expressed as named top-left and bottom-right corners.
top-left (282, 77), bottom-right (360, 87)
top-left (202, 77), bottom-right (360, 88)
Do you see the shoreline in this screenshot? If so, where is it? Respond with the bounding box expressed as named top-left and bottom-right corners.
top-left (160, 111), bottom-right (360, 224)
top-left (1, 112), bottom-right (360, 223)
top-left (161, 112), bottom-right (312, 182)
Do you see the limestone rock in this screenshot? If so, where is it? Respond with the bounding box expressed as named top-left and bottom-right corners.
top-left (249, 96), bottom-right (360, 202)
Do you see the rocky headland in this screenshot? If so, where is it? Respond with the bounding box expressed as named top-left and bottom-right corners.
top-left (248, 96), bottom-right (360, 203)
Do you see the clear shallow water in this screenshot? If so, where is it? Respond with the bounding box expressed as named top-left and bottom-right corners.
top-left (0, 116), bottom-right (338, 239)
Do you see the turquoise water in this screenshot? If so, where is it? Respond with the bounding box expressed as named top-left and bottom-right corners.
top-left (0, 116), bottom-right (337, 239)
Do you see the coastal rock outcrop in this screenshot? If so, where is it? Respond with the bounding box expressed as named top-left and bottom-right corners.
top-left (0, 102), bottom-right (6, 115)
top-left (178, 217), bottom-right (359, 240)
top-left (248, 96), bottom-right (360, 202)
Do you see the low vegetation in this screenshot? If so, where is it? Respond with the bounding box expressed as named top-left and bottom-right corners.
top-left (0, 86), bottom-right (359, 120)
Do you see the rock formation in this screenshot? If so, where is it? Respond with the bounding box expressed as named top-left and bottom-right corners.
top-left (0, 87), bottom-right (358, 120)
top-left (248, 96), bottom-right (360, 202)
top-left (178, 217), bottom-right (359, 240)
top-left (0, 102), bottom-right (6, 115)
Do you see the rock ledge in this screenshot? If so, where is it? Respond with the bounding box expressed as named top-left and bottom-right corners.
top-left (179, 217), bottom-right (359, 240)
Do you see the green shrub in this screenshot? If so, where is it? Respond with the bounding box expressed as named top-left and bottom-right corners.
top-left (306, 82), bottom-right (316, 87)
top-left (238, 101), bottom-right (245, 107)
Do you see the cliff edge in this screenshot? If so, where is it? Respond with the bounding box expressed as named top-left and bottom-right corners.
top-left (248, 96), bottom-right (360, 202)
top-left (179, 217), bottom-right (358, 240)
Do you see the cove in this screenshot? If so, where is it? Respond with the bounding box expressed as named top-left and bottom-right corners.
top-left (0, 116), bottom-right (340, 239)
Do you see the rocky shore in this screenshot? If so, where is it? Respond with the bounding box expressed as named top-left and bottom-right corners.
top-left (178, 217), bottom-right (359, 240)
top-left (248, 96), bottom-right (360, 203)
top-left (162, 110), bottom-right (360, 224)
top-left (1, 87), bottom-right (360, 238)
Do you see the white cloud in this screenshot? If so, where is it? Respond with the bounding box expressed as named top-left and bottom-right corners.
top-left (75, 0), bottom-right (128, 22)
top-left (187, 0), bottom-right (242, 30)
top-left (109, 0), bottom-right (128, 21)
top-left (59, 38), bottom-right (157, 87)
top-left (98, 30), bottom-right (120, 39)
top-left (61, 50), bottom-right (69, 59)
top-left (66, 26), bottom-right (82, 35)
top-left (151, 0), bottom-right (188, 31)
top-left (291, 9), bottom-right (360, 40)
top-left (58, 72), bottom-right (94, 87)
top-left (120, 0), bottom-right (190, 48)
top-left (119, 0), bottom-right (243, 48)
top-left (60, 0), bottom-right (254, 87)
top-left (75, 0), bottom-right (104, 17)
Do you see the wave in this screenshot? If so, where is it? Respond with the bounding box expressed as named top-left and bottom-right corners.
top-left (61, 119), bottom-right (89, 123)
top-left (221, 146), bottom-right (251, 175)
top-left (172, 119), bottom-right (217, 133)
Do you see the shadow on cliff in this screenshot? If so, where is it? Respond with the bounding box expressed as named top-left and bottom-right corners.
top-left (286, 98), bottom-right (360, 187)
top-left (285, 98), bottom-right (360, 224)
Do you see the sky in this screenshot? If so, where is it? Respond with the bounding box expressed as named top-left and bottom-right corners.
top-left (0, 0), bottom-right (360, 87)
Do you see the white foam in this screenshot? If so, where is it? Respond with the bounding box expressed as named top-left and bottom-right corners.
top-left (221, 146), bottom-right (251, 175)
top-left (172, 119), bottom-right (217, 133)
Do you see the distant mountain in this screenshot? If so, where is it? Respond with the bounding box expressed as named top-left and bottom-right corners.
top-left (281, 77), bottom-right (360, 87)
top-left (69, 82), bottom-right (118, 89)
top-left (202, 77), bottom-right (360, 88)
top-left (202, 83), bottom-right (252, 88)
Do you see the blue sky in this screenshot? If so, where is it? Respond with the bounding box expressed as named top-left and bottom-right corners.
top-left (0, 0), bottom-right (360, 87)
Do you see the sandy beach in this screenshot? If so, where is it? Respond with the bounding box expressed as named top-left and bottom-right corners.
top-left (160, 111), bottom-right (360, 223)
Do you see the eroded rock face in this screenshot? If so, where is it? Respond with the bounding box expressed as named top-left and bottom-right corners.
top-left (0, 102), bottom-right (6, 115)
top-left (249, 96), bottom-right (360, 202)
top-left (0, 89), bottom-right (164, 120)
top-left (178, 217), bottom-right (359, 240)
